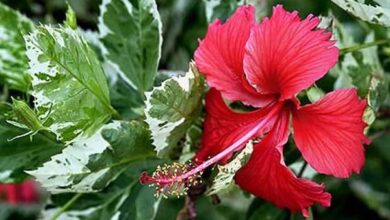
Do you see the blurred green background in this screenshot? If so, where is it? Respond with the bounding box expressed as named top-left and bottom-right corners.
top-left (0, 0), bottom-right (389, 219)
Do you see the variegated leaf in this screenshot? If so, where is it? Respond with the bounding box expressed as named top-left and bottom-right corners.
top-left (203, 0), bottom-right (267, 23)
top-left (145, 63), bottom-right (204, 158)
top-left (207, 141), bottom-right (254, 195)
top-left (43, 161), bottom-right (162, 220)
top-left (331, 0), bottom-right (390, 27)
top-left (98, 0), bottom-right (162, 94)
top-left (332, 27), bottom-right (389, 112)
top-left (0, 3), bottom-right (34, 92)
top-left (306, 86), bottom-right (325, 103)
top-left (25, 26), bottom-right (116, 141)
top-left (27, 121), bottom-right (154, 193)
top-left (203, 0), bottom-right (243, 23)
top-left (0, 104), bottom-right (63, 183)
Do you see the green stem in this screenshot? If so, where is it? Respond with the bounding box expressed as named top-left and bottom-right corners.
top-left (297, 161), bottom-right (308, 178)
top-left (50, 193), bottom-right (82, 220)
top-left (109, 106), bottom-right (121, 120)
top-left (0, 86), bottom-right (9, 102)
top-left (340, 39), bottom-right (390, 55)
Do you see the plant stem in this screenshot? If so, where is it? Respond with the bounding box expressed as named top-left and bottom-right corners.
top-left (297, 161), bottom-right (308, 178)
top-left (176, 196), bottom-right (196, 220)
top-left (369, 129), bottom-right (390, 141)
top-left (340, 39), bottom-right (390, 55)
top-left (110, 106), bottom-right (121, 120)
top-left (0, 86), bottom-right (9, 102)
top-left (50, 193), bottom-right (82, 220)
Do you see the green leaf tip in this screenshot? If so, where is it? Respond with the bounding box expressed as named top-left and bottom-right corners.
top-left (65, 3), bottom-right (77, 29)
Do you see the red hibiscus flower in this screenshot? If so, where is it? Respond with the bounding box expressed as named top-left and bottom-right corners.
top-left (141, 4), bottom-right (369, 217)
top-left (0, 180), bottom-right (39, 204)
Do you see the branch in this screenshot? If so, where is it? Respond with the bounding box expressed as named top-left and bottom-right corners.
top-left (340, 39), bottom-right (390, 55)
top-left (50, 193), bottom-right (82, 220)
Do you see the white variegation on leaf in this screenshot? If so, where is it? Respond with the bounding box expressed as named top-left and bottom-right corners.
top-left (0, 104), bottom-right (63, 183)
top-left (331, 0), bottom-right (390, 27)
top-left (306, 86), bottom-right (325, 103)
top-left (318, 16), bottom-right (333, 31)
top-left (204, 0), bottom-right (244, 23)
top-left (207, 141), bottom-right (254, 195)
top-left (42, 172), bottom-right (160, 220)
top-left (24, 25), bottom-right (116, 141)
top-left (98, 0), bottom-right (162, 94)
top-left (332, 27), bottom-right (388, 112)
top-left (27, 121), bottom-right (154, 193)
top-left (27, 122), bottom-right (120, 193)
top-left (0, 3), bottom-right (34, 92)
top-left (203, 0), bottom-right (267, 23)
top-left (145, 63), bottom-right (204, 158)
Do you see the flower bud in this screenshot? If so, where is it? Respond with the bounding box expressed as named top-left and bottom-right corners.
top-left (11, 98), bottom-right (44, 131)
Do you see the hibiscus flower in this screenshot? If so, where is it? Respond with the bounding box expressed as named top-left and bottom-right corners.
top-left (0, 180), bottom-right (39, 204)
top-left (141, 4), bottom-right (369, 217)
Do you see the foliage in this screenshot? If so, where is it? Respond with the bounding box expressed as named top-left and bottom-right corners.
top-left (0, 3), bottom-right (33, 92)
top-left (331, 0), bottom-right (390, 27)
top-left (25, 25), bottom-right (115, 141)
top-left (0, 0), bottom-right (389, 219)
top-left (27, 121), bottom-right (154, 193)
top-left (145, 63), bottom-right (204, 158)
top-left (98, 0), bottom-right (162, 95)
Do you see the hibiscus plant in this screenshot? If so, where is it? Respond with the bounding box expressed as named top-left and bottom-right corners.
top-left (0, 0), bottom-right (389, 220)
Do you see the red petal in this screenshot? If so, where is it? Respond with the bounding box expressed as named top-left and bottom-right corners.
top-left (5, 184), bottom-right (18, 204)
top-left (195, 89), bottom-right (279, 163)
top-left (235, 107), bottom-right (331, 217)
top-left (20, 181), bottom-right (38, 203)
top-left (292, 89), bottom-right (369, 178)
top-left (194, 5), bottom-right (276, 107)
top-left (244, 5), bottom-right (339, 100)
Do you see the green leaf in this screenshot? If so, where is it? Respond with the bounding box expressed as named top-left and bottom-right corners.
top-left (0, 105), bottom-right (63, 183)
top-left (11, 98), bottom-right (45, 133)
top-left (331, 0), bottom-right (390, 27)
top-left (178, 124), bottom-right (202, 162)
top-left (145, 63), bottom-right (204, 158)
top-left (247, 0), bottom-right (269, 19)
top-left (332, 29), bottom-right (389, 112)
top-left (45, 160), bottom-right (162, 220)
top-left (247, 198), bottom-right (312, 220)
top-left (203, 0), bottom-right (244, 23)
top-left (248, 203), bottom-right (287, 220)
top-left (79, 28), bottom-right (145, 120)
top-left (203, 0), bottom-right (268, 23)
top-left (367, 74), bottom-right (389, 112)
top-left (27, 120), bottom-right (154, 193)
top-left (363, 106), bottom-right (376, 127)
top-left (306, 86), bottom-right (325, 103)
top-left (24, 25), bottom-right (116, 141)
top-left (65, 3), bottom-right (78, 29)
top-left (108, 70), bottom-right (145, 120)
top-left (350, 180), bottom-right (390, 219)
top-left (98, 0), bottom-right (163, 94)
top-left (345, 134), bottom-right (390, 219)
top-left (0, 3), bottom-right (33, 92)
top-left (57, 186), bottom-right (159, 220)
top-left (120, 184), bottom-right (160, 220)
top-left (207, 141), bottom-right (254, 195)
